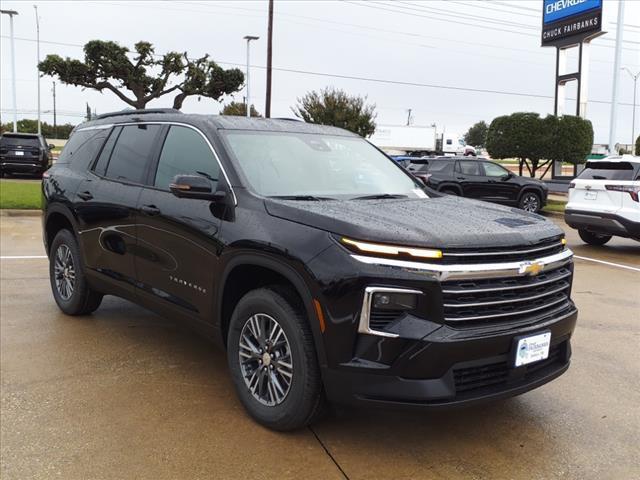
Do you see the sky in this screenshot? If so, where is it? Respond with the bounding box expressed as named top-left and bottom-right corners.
top-left (0, 0), bottom-right (639, 145)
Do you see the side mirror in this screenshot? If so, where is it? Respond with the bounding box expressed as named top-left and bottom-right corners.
top-left (48, 144), bottom-right (55, 150)
top-left (501, 172), bottom-right (513, 181)
top-left (169, 175), bottom-right (225, 201)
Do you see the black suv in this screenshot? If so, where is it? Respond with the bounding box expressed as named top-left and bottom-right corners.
top-left (409, 157), bottom-right (549, 213)
top-left (1, 132), bottom-right (54, 176)
top-left (43, 110), bottom-right (577, 430)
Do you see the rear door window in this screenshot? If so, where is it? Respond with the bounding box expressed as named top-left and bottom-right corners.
top-left (92, 127), bottom-right (121, 176)
top-left (105, 124), bottom-right (162, 184)
top-left (577, 162), bottom-right (635, 181)
top-left (457, 160), bottom-right (482, 176)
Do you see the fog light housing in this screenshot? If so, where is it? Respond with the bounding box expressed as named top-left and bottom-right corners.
top-left (373, 292), bottom-right (417, 310)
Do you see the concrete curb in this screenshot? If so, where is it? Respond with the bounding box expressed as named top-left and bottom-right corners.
top-left (0, 209), bottom-right (42, 217)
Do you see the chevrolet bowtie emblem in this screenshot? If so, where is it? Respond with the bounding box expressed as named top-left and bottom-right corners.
top-left (519, 261), bottom-right (544, 276)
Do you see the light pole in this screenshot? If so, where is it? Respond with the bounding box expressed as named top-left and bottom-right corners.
top-left (622, 67), bottom-right (639, 149)
top-left (243, 35), bottom-right (259, 118)
top-left (1, 9), bottom-right (19, 132)
top-left (34, 5), bottom-right (41, 134)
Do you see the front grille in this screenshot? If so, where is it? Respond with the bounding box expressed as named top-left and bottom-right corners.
top-left (442, 266), bottom-right (573, 328)
top-left (441, 236), bottom-right (565, 264)
top-left (454, 341), bottom-right (565, 395)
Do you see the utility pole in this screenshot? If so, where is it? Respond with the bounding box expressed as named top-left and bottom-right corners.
top-left (608, 0), bottom-right (625, 154)
top-left (265, 0), bottom-right (274, 118)
top-left (622, 67), bottom-right (639, 148)
top-left (34, 5), bottom-right (41, 134)
top-left (1, 9), bottom-right (19, 133)
top-left (243, 35), bottom-right (259, 118)
top-left (406, 108), bottom-right (412, 126)
top-left (52, 81), bottom-right (57, 138)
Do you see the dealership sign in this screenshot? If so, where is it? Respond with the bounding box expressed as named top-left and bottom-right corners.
top-left (541, 0), bottom-right (603, 46)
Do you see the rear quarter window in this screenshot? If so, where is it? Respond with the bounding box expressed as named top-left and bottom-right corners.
top-left (427, 161), bottom-right (454, 174)
top-left (577, 161), bottom-right (635, 181)
top-left (57, 128), bottom-right (109, 171)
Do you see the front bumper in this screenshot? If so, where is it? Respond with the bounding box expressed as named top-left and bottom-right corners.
top-left (310, 240), bottom-right (577, 409)
top-left (565, 209), bottom-right (640, 239)
top-left (322, 307), bottom-right (576, 408)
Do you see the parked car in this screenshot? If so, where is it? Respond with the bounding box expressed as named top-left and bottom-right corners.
top-left (565, 155), bottom-right (640, 245)
top-left (0, 132), bottom-right (54, 177)
top-left (43, 110), bottom-right (577, 431)
top-left (409, 157), bottom-right (549, 213)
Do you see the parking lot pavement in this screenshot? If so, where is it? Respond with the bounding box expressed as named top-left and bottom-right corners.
top-left (1, 216), bottom-right (639, 479)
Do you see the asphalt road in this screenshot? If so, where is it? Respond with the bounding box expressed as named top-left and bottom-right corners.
top-left (1, 215), bottom-right (638, 480)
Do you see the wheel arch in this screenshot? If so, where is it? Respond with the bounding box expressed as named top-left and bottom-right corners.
top-left (517, 186), bottom-right (544, 202)
top-left (217, 253), bottom-right (327, 365)
top-left (438, 183), bottom-right (463, 195)
top-left (44, 204), bottom-right (80, 256)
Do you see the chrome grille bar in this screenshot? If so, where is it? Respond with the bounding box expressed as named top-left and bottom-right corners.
top-left (444, 283), bottom-right (570, 308)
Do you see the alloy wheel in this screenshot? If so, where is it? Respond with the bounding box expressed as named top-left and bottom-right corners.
top-left (522, 194), bottom-right (539, 212)
top-left (54, 244), bottom-right (76, 300)
top-left (238, 313), bottom-right (293, 406)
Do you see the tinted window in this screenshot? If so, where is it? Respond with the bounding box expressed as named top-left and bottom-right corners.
top-left (154, 126), bottom-right (219, 189)
top-left (105, 124), bottom-right (161, 183)
top-left (427, 161), bottom-right (454, 174)
top-left (577, 161), bottom-right (636, 181)
top-left (458, 160), bottom-right (481, 176)
top-left (56, 129), bottom-right (109, 170)
top-left (1, 135), bottom-right (40, 148)
top-left (483, 162), bottom-right (509, 177)
top-left (93, 127), bottom-right (121, 176)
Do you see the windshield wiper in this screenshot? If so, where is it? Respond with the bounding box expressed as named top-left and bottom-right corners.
top-left (351, 193), bottom-right (408, 200)
top-left (269, 195), bottom-right (337, 201)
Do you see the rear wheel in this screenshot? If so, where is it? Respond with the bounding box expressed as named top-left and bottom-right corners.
top-left (227, 286), bottom-right (324, 431)
top-left (578, 229), bottom-right (612, 246)
top-left (441, 188), bottom-right (460, 196)
top-left (49, 229), bottom-right (103, 315)
top-left (519, 191), bottom-right (541, 213)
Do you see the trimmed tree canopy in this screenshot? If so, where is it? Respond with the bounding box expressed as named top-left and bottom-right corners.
top-left (39, 40), bottom-right (244, 110)
top-left (292, 87), bottom-right (376, 137)
top-left (464, 121), bottom-right (488, 148)
top-left (545, 115), bottom-right (593, 166)
top-left (221, 101), bottom-right (261, 117)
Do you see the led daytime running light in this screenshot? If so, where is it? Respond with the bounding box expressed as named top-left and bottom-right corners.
top-left (342, 237), bottom-right (443, 259)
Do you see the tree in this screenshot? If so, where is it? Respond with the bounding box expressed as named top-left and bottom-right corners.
top-left (636, 135), bottom-right (640, 156)
top-left (544, 115), bottom-right (593, 169)
top-left (292, 87), bottom-right (376, 137)
top-left (464, 121), bottom-right (488, 148)
top-left (39, 40), bottom-right (244, 110)
top-left (1, 119), bottom-right (75, 139)
top-left (221, 101), bottom-right (261, 117)
top-left (486, 112), bottom-right (549, 177)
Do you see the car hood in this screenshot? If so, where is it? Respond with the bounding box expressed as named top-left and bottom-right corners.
top-left (264, 195), bottom-right (562, 248)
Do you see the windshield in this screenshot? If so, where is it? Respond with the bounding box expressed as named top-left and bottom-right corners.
top-left (0, 135), bottom-right (41, 148)
top-left (222, 131), bottom-right (426, 199)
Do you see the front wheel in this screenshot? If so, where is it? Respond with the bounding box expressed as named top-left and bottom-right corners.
top-left (49, 229), bottom-right (103, 315)
top-left (519, 191), bottom-right (541, 213)
top-left (227, 286), bottom-right (324, 431)
top-left (578, 229), bottom-right (612, 246)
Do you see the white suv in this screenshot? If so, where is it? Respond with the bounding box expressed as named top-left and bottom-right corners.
top-left (565, 155), bottom-right (640, 245)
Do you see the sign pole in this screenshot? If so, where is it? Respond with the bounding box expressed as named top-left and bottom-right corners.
top-left (608, 0), bottom-right (625, 154)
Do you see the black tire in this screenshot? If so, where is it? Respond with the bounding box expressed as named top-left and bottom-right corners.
top-left (49, 229), bottom-right (103, 315)
top-left (578, 229), bottom-right (612, 246)
top-left (519, 191), bottom-right (542, 213)
top-left (227, 286), bottom-right (324, 431)
top-left (441, 188), bottom-right (460, 196)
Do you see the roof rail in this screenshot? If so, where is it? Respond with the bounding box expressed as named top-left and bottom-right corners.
top-left (271, 117), bottom-right (303, 122)
top-left (94, 108), bottom-right (182, 120)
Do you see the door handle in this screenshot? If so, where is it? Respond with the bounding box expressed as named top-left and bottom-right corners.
top-left (456, 176), bottom-right (466, 180)
top-left (77, 191), bottom-right (93, 201)
top-left (140, 204), bottom-right (161, 216)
